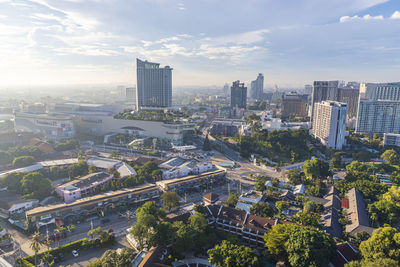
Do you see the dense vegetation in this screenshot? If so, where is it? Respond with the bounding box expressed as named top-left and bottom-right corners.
top-left (264, 223), bottom-right (336, 267)
top-left (0, 145), bottom-right (42, 166)
top-left (0, 172), bottom-right (52, 200)
top-left (114, 110), bottom-right (189, 122)
top-left (234, 129), bottom-right (312, 163)
top-left (347, 227), bottom-right (400, 266)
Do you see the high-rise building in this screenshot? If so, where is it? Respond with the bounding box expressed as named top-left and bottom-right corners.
top-left (312, 101), bottom-right (347, 150)
top-left (360, 82), bottom-right (400, 101)
top-left (223, 83), bottom-right (230, 96)
top-left (281, 92), bottom-right (308, 119)
top-left (383, 133), bottom-right (400, 147)
top-left (230, 80), bottom-right (247, 109)
top-left (250, 73), bottom-right (264, 99)
top-left (136, 58), bottom-right (172, 110)
top-left (355, 99), bottom-right (400, 134)
top-left (304, 84), bottom-right (313, 95)
top-left (311, 81), bottom-right (339, 119)
top-left (126, 87), bottom-right (136, 100)
top-left (337, 85), bottom-right (360, 119)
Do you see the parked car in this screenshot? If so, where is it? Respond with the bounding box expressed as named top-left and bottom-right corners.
top-left (58, 252), bottom-right (65, 261)
top-left (72, 250), bottom-right (79, 257)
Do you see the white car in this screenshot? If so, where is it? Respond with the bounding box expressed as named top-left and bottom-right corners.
top-left (72, 250), bottom-right (79, 257)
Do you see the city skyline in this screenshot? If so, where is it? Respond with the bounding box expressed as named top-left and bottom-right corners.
top-left (0, 0), bottom-right (400, 89)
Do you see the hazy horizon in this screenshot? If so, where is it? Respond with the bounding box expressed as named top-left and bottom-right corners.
top-left (1, 0), bottom-right (400, 89)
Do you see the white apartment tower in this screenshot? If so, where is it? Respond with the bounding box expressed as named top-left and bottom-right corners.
top-left (312, 101), bottom-right (347, 150)
top-left (136, 58), bottom-right (172, 111)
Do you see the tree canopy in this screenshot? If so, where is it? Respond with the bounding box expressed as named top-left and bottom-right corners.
top-left (358, 227), bottom-right (400, 264)
top-left (208, 240), bottom-right (259, 267)
top-left (161, 191), bottom-right (180, 211)
top-left (381, 149), bottom-right (399, 165)
top-left (301, 158), bottom-right (330, 181)
top-left (250, 202), bottom-right (274, 218)
top-left (264, 223), bottom-right (336, 267)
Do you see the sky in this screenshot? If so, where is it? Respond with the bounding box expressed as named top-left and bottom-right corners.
top-left (0, 0), bottom-right (399, 88)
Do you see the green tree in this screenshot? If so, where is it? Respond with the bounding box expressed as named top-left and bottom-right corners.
top-left (254, 181), bottom-right (266, 192)
top-left (161, 191), bottom-right (180, 211)
top-left (287, 169), bottom-right (301, 184)
top-left (346, 258), bottom-right (399, 267)
top-left (305, 184), bottom-right (323, 197)
top-left (208, 240), bottom-right (259, 267)
top-left (189, 212), bottom-right (207, 233)
top-left (285, 226), bottom-right (336, 267)
top-left (291, 210), bottom-right (321, 228)
top-left (381, 149), bottom-right (399, 165)
top-left (250, 202), bottom-right (274, 218)
top-left (354, 231), bottom-right (370, 247)
top-left (12, 155), bottom-right (36, 168)
top-left (202, 134), bottom-right (212, 151)
top-left (173, 221), bottom-right (195, 254)
top-left (264, 223), bottom-right (296, 257)
top-left (275, 201), bottom-right (288, 215)
top-left (20, 172), bottom-right (52, 200)
top-left (149, 222), bottom-right (175, 247)
top-left (359, 227), bottom-right (400, 263)
top-left (68, 160), bottom-right (89, 179)
top-left (301, 158), bottom-right (330, 181)
top-left (330, 154), bottom-right (342, 169)
top-left (225, 193), bottom-right (238, 208)
top-left (0, 172), bottom-right (24, 193)
top-left (30, 232), bottom-right (43, 266)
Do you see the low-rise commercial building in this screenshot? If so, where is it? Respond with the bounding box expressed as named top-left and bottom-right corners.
top-left (56, 172), bottom-right (114, 203)
top-left (0, 190), bottom-right (38, 218)
top-left (156, 169), bottom-right (226, 192)
top-left (160, 157), bottom-right (214, 180)
top-left (75, 115), bottom-right (194, 145)
top-left (26, 184), bottom-right (160, 226)
top-left (14, 112), bottom-right (75, 141)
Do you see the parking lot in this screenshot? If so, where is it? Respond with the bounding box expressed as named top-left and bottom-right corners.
top-left (54, 236), bottom-right (129, 267)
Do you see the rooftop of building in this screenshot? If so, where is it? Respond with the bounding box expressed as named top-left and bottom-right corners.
top-left (345, 188), bottom-right (375, 236)
top-left (26, 183), bottom-right (159, 217)
top-left (0, 190), bottom-right (37, 210)
top-left (205, 204), bottom-right (283, 233)
top-left (156, 169), bottom-right (225, 187)
top-left (58, 172), bottom-right (111, 192)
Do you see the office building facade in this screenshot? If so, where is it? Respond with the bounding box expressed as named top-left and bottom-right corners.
top-left (384, 133), bottom-right (400, 147)
top-left (250, 73), bottom-right (264, 99)
top-left (281, 92), bottom-right (308, 119)
top-left (355, 99), bottom-right (400, 134)
top-left (337, 85), bottom-right (360, 119)
top-left (136, 58), bottom-right (172, 110)
top-left (312, 101), bottom-right (347, 150)
top-left (311, 81), bottom-right (339, 119)
top-left (230, 80), bottom-right (247, 109)
top-left (360, 82), bottom-right (400, 100)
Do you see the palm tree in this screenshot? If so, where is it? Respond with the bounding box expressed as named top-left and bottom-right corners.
top-left (30, 232), bottom-right (43, 266)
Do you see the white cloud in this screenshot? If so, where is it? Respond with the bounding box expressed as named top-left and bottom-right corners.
top-left (340, 14), bottom-right (383, 22)
top-left (391, 11), bottom-right (400, 20)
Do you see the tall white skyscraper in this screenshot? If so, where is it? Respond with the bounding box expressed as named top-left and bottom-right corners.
top-left (312, 101), bottom-right (347, 150)
top-left (136, 58), bottom-right (172, 111)
top-left (250, 73), bottom-right (264, 99)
